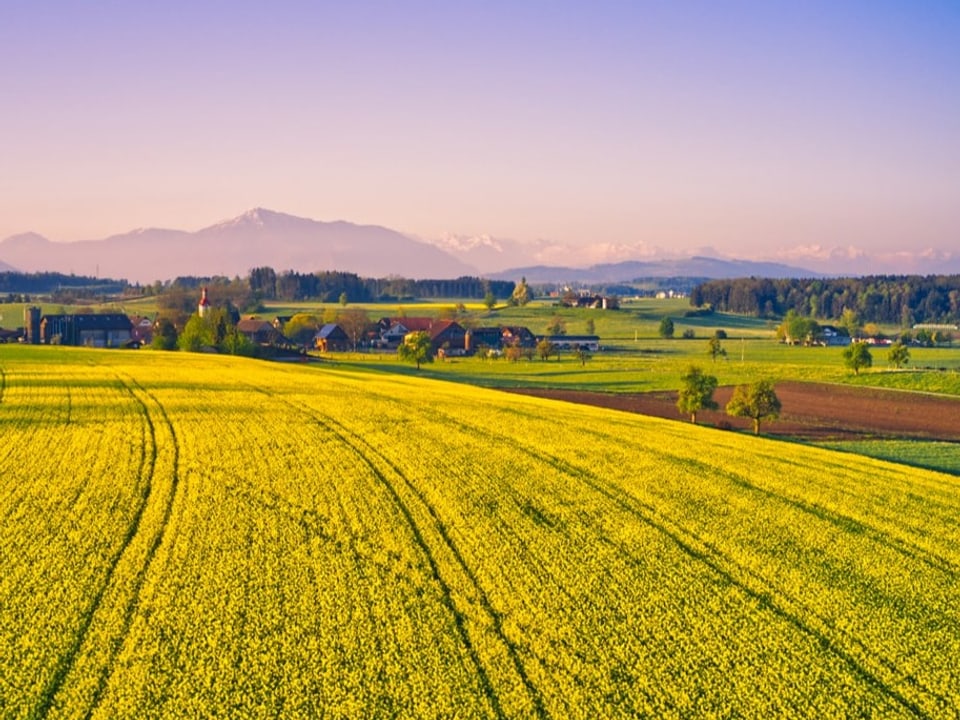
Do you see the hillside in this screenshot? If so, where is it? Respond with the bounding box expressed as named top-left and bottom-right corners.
top-left (1, 347), bottom-right (958, 718)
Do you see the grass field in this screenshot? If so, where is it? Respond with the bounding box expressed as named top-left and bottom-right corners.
top-left (321, 339), bottom-right (960, 396)
top-left (1, 345), bottom-right (958, 718)
top-left (816, 439), bottom-right (960, 475)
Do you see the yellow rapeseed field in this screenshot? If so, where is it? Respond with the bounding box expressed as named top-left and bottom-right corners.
top-left (1, 346), bottom-right (958, 718)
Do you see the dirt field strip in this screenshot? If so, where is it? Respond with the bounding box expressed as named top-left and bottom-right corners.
top-left (506, 382), bottom-right (960, 442)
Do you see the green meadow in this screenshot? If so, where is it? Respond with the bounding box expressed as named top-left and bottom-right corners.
top-left (816, 439), bottom-right (960, 475)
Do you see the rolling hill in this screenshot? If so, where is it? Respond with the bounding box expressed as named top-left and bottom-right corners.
top-left (1, 346), bottom-right (957, 718)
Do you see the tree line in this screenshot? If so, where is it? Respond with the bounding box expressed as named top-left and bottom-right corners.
top-left (248, 267), bottom-right (515, 303)
top-left (1, 268), bottom-right (515, 308)
top-left (0, 271), bottom-right (126, 297)
top-left (690, 275), bottom-right (960, 325)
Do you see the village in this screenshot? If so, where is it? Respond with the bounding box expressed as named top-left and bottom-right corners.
top-left (10, 288), bottom-right (602, 357)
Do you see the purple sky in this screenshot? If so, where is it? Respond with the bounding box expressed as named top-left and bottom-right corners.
top-left (2, 1), bottom-right (958, 268)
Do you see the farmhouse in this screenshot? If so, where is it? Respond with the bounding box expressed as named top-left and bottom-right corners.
top-left (315, 323), bottom-right (350, 352)
top-left (465, 326), bottom-right (537, 353)
top-left (128, 315), bottom-right (156, 345)
top-left (379, 317), bottom-right (468, 353)
top-left (380, 317), bottom-right (434, 347)
top-left (427, 320), bottom-right (467, 353)
top-left (819, 325), bottom-right (851, 347)
top-left (465, 327), bottom-right (504, 352)
top-left (562, 294), bottom-right (621, 310)
top-left (35, 313), bottom-right (133, 347)
top-left (501, 326), bottom-right (537, 348)
top-left (236, 318), bottom-right (284, 345)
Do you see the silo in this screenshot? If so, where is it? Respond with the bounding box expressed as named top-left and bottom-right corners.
top-left (25, 306), bottom-right (41, 344)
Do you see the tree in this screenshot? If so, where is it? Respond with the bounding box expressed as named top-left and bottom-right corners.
top-left (151, 318), bottom-right (178, 351)
top-left (888, 341), bottom-right (910, 369)
top-left (208, 307), bottom-right (230, 347)
top-left (283, 313), bottom-right (319, 346)
top-left (777, 310), bottom-right (817, 345)
top-left (726, 380), bottom-right (781, 435)
top-left (337, 308), bottom-right (371, 351)
top-left (339, 291), bottom-right (349, 306)
top-left (220, 325), bottom-right (257, 356)
top-left (248, 266), bottom-right (277, 299)
top-left (397, 331), bottom-right (433, 369)
top-left (573, 346), bottom-right (592, 367)
top-left (536, 338), bottom-right (556, 361)
top-left (676, 366), bottom-right (718, 424)
top-left (504, 343), bottom-right (522, 362)
top-left (658, 317), bottom-right (675, 338)
top-left (707, 335), bottom-right (726, 362)
top-left (483, 291), bottom-right (497, 311)
top-left (585, 318), bottom-right (595, 335)
top-left (843, 341), bottom-right (873, 375)
top-left (510, 276), bottom-right (531, 306)
top-left (546, 316), bottom-right (567, 336)
top-left (178, 314), bottom-right (215, 352)
top-left (839, 308), bottom-right (860, 338)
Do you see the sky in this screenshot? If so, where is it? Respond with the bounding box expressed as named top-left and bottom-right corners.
top-left (1, 1), bottom-right (959, 269)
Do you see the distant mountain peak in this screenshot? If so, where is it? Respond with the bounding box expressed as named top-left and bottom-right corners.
top-left (210, 207), bottom-right (272, 230)
top-left (242, 207), bottom-right (279, 224)
top-left (0, 209), bottom-right (475, 282)
top-left (202, 207), bottom-right (320, 234)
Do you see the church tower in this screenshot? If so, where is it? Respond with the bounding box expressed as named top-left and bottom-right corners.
top-left (198, 287), bottom-right (210, 318)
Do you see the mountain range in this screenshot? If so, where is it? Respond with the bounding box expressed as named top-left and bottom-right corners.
top-left (1, 208), bottom-right (956, 284)
top-left (485, 258), bottom-right (824, 284)
top-left (0, 209), bottom-right (477, 284)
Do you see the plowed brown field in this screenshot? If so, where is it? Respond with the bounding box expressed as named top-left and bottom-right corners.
top-left (508, 382), bottom-right (960, 441)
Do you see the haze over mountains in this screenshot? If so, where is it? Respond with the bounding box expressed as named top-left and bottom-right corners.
top-left (1, 208), bottom-right (957, 284)
top-left (0, 209), bottom-right (475, 285)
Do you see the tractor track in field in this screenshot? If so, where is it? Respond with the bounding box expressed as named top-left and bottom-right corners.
top-left (31, 373), bottom-right (182, 720)
top-left (336, 388), bottom-right (942, 717)
top-left (506, 381), bottom-right (960, 441)
top-left (81, 376), bottom-right (182, 719)
top-left (321, 416), bottom-right (533, 720)
top-left (248, 383), bottom-right (550, 720)
top-left (407, 400), bottom-right (945, 718)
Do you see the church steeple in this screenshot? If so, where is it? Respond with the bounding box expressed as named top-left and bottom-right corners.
top-left (198, 287), bottom-right (210, 317)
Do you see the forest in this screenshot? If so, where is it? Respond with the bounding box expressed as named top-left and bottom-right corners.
top-left (691, 275), bottom-right (960, 325)
top-left (0, 271), bottom-right (126, 299)
top-left (247, 267), bottom-right (515, 302)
